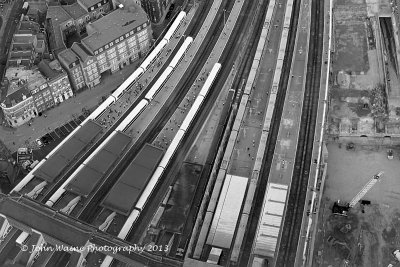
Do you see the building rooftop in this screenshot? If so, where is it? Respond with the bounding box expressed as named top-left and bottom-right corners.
top-left (71, 42), bottom-right (90, 62)
top-left (5, 67), bottom-right (47, 94)
top-left (2, 84), bottom-right (32, 108)
top-left (58, 48), bottom-right (80, 66)
top-left (13, 34), bottom-right (36, 44)
top-left (46, 5), bottom-right (72, 23)
top-left (81, 5), bottom-right (148, 52)
top-left (63, 3), bottom-right (88, 20)
top-left (78, 0), bottom-right (103, 10)
top-left (38, 60), bottom-right (64, 79)
top-left (27, 1), bottom-right (48, 13)
top-left (47, 17), bottom-right (67, 54)
top-left (17, 20), bottom-right (41, 34)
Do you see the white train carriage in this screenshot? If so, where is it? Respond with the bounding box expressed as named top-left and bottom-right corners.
top-left (159, 129), bottom-right (185, 168)
top-left (140, 39), bottom-right (168, 71)
top-left (169, 37), bottom-right (193, 68)
top-left (198, 63), bottom-right (221, 98)
top-left (163, 11), bottom-right (187, 42)
top-left (135, 166), bottom-right (163, 210)
top-left (263, 5), bottom-right (275, 30)
top-left (145, 37), bottom-right (194, 101)
top-left (112, 68), bottom-right (144, 99)
top-left (89, 96), bottom-right (116, 121)
top-left (180, 97), bottom-right (204, 131)
top-left (283, 6), bottom-right (292, 29)
top-left (145, 67), bottom-right (173, 101)
top-left (118, 99), bottom-right (149, 132)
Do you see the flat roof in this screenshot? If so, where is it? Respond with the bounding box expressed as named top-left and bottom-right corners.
top-left (33, 120), bottom-right (102, 182)
top-left (253, 183), bottom-right (288, 258)
top-left (65, 132), bottom-right (131, 197)
top-left (101, 144), bottom-right (163, 215)
top-left (63, 3), bottom-right (87, 20)
top-left (81, 6), bottom-right (148, 52)
top-left (207, 175), bottom-right (248, 249)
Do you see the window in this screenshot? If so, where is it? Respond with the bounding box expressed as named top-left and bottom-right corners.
top-left (128, 36), bottom-right (135, 43)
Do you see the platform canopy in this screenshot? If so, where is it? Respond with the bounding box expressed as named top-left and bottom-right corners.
top-left (34, 121), bottom-right (103, 183)
top-left (102, 144), bottom-right (164, 215)
top-left (65, 131), bottom-right (131, 197)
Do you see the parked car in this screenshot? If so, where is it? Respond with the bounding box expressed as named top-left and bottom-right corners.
top-left (387, 149), bottom-right (394, 160)
top-left (36, 139), bottom-right (44, 147)
top-left (169, 3), bottom-right (175, 11)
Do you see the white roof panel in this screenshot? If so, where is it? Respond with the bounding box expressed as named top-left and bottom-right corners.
top-left (254, 183), bottom-right (288, 258)
top-left (207, 175), bottom-right (248, 249)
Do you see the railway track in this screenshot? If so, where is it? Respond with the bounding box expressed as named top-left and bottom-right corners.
top-left (275, 0), bottom-right (324, 266)
top-left (236, 0), bottom-right (303, 265)
top-left (128, 0), bottom-right (268, 255)
top-left (76, 0), bottom-right (237, 225)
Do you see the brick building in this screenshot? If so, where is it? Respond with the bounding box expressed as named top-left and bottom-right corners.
top-left (58, 48), bottom-right (87, 91)
top-left (81, 3), bottom-right (152, 73)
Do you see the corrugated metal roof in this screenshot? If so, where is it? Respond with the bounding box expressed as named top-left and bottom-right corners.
top-left (253, 183), bottom-right (288, 258)
top-left (207, 174), bottom-right (248, 249)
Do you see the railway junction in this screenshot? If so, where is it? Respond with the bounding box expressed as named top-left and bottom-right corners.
top-left (0, 0), bottom-right (331, 266)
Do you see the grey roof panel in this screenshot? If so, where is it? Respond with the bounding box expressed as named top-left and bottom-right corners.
top-left (33, 120), bottom-right (102, 183)
top-left (101, 144), bottom-right (163, 215)
top-left (65, 166), bottom-right (101, 196)
top-left (134, 145), bottom-right (164, 169)
top-left (102, 183), bottom-right (141, 215)
top-left (121, 163), bottom-right (151, 189)
top-left (87, 149), bottom-right (117, 174)
top-left (105, 131), bottom-right (131, 155)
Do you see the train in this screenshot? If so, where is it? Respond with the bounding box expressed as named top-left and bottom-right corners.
top-left (241, 0), bottom-right (294, 263)
top-left (100, 63), bottom-right (222, 267)
top-left (11, 11), bottom-right (188, 195)
top-left (46, 36), bottom-right (194, 208)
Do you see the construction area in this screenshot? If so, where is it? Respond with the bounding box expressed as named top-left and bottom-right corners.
top-left (312, 0), bottom-right (400, 266)
top-left (313, 143), bottom-right (400, 266)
